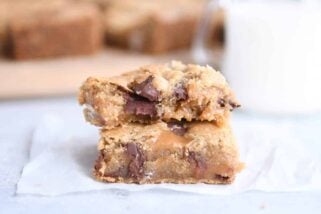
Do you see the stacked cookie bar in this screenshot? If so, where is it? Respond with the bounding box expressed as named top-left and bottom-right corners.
top-left (79, 61), bottom-right (243, 184)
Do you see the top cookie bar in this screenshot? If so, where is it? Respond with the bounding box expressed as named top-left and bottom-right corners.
top-left (79, 61), bottom-right (239, 128)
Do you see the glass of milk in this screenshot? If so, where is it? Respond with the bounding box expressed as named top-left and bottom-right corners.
top-left (193, 0), bottom-right (321, 114)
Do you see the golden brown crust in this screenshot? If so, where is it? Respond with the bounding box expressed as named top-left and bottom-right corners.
top-left (93, 171), bottom-right (235, 184)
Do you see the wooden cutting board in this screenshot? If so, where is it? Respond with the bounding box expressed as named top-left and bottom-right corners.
top-left (0, 49), bottom-right (192, 99)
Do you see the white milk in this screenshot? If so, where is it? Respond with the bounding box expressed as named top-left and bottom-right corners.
top-left (223, 2), bottom-right (321, 114)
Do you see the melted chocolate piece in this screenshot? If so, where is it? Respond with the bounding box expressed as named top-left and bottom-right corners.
top-left (167, 120), bottom-right (187, 136)
top-left (127, 143), bottom-right (139, 157)
top-left (128, 160), bottom-right (141, 179)
top-left (174, 84), bottom-right (188, 101)
top-left (124, 94), bottom-right (158, 119)
top-left (131, 76), bottom-right (160, 102)
top-left (126, 143), bottom-right (146, 179)
top-left (188, 151), bottom-right (207, 177)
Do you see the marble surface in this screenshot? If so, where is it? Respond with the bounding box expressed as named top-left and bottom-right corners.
top-left (1, 97), bottom-right (321, 213)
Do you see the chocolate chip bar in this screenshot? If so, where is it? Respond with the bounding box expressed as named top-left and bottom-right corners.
top-left (0, 0), bottom-right (69, 55)
top-left (103, 0), bottom-right (206, 53)
top-left (8, 3), bottom-right (102, 59)
top-left (94, 121), bottom-right (243, 184)
top-left (79, 61), bottom-right (239, 128)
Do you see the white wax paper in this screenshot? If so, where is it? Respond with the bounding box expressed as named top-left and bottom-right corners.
top-left (17, 113), bottom-right (321, 196)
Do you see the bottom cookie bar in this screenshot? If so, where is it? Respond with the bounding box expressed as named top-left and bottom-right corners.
top-left (94, 121), bottom-right (243, 184)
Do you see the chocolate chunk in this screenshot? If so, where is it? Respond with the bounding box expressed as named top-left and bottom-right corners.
top-left (127, 143), bottom-right (139, 157)
top-left (188, 151), bottom-right (207, 178)
top-left (126, 143), bottom-right (145, 179)
top-left (217, 98), bottom-right (226, 107)
top-left (174, 84), bottom-right (188, 101)
top-left (128, 156), bottom-right (145, 178)
top-left (188, 151), bottom-right (206, 169)
top-left (131, 76), bottom-right (160, 102)
top-left (187, 151), bottom-right (195, 162)
top-left (124, 94), bottom-right (158, 119)
top-left (128, 159), bottom-right (141, 179)
top-left (167, 120), bottom-right (187, 136)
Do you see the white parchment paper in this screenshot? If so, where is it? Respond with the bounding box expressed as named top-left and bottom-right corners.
top-left (16, 113), bottom-right (321, 196)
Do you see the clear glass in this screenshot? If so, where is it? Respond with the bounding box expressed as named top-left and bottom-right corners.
top-left (193, 0), bottom-right (321, 114)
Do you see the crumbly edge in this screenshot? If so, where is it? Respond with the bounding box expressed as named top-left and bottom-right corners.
top-left (79, 61), bottom-right (239, 128)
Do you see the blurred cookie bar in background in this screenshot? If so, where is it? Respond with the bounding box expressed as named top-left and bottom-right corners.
top-left (0, 0), bottom-right (225, 59)
top-left (103, 0), bottom-right (207, 53)
top-left (8, 2), bottom-right (102, 59)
